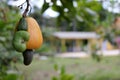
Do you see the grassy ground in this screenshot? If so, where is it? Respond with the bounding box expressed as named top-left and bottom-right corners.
top-left (16, 56), bottom-right (120, 80)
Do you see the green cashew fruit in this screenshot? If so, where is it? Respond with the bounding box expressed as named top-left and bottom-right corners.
top-left (12, 31), bottom-right (30, 52)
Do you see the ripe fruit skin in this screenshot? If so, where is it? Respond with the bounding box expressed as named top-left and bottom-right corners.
top-left (25, 17), bottom-right (43, 49)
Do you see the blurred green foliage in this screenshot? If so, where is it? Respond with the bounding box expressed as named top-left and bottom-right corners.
top-left (0, 0), bottom-right (120, 80)
top-left (41, 0), bottom-right (105, 31)
top-left (0, 0), bottom-right (23, 80)
top-left (52, 64), bottom-right (74, 80)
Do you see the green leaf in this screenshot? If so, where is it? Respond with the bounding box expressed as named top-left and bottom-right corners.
top-left (41, 2), bottom-right (49, 14)
top-left (51, 0), bottom-right (57, 4)
top-left (60, 66), bottom-right (65, 75)
top-left (52, 77), bottom-right (58, 80)
top-left (3, 74), bottom-right (18, 80)
top-left (52, 5), bottom-right (63, 13)
top-left (54, 64), bottom-right (59, 71)
top-left (60, 0), bottom-right (73, 9)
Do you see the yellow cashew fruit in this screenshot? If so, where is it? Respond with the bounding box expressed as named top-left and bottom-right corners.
top-left (25, 17), bottom-right (43, 49)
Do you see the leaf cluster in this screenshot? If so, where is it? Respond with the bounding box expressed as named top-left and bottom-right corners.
top-left (41, 0), bottom-right (105, 31)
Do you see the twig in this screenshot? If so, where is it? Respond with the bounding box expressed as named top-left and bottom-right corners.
top-left (22, 0), bottom-right (30, 17)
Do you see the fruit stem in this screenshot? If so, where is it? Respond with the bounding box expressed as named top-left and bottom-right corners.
top-left (23, 0), bottom-right (30, 17)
